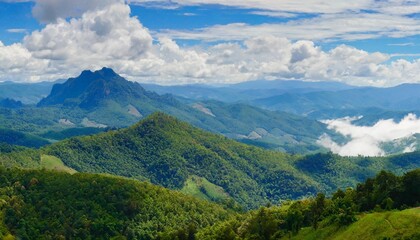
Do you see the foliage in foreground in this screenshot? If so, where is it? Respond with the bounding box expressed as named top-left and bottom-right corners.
top-left (197, 169), bottom-right (420, 239)
top-left (0, 168), bottom-right (233, 240)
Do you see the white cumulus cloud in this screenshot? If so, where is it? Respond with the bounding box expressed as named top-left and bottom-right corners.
top-left (318, 114), bottom-right (420, 156)
top-left (0, 2), bottom-right (419, 86)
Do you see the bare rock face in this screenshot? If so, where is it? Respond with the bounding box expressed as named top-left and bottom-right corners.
top-left (192, 103), bottom-right (216, 117)
top-left (127, 104), bottom-right (142, 118)
top-left (81, 118), bottom-right (107, 128)
top-left (58, 119), bottom-right (75, 126)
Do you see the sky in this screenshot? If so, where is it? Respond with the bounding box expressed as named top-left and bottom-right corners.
top-left (0, 0), bottom-right (419, 86)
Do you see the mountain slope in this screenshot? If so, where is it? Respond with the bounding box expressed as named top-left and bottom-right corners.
top-left (0, 167), bottom-right (233, 239)
top-left (43, 112), bottom-right (320, 209)
top-left (286, 208), bottom-right (420, 240)
top-left (38, 68), bottom-right (158, 109)
top-left (0, 128), bottom-right (50, 148)
top-left (1, 113), bottom-right (419, 209)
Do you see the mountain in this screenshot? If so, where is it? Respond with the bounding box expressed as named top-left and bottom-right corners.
top-left (38, 67), bottom-right (164, 109)
top-left (253, 84), bottom-right (420, 116)
top-left (0, 167), bottom-right (233, 239)
top-left (2, 113), bottom-right (418, 209)
top-left (0, 80), bottom-right (58, 104)
top-left (0, 128), bottom-right (49, 148)
top-left (43, 113), bottom-right (320, 209)
top-left (142, 80), bottom-right (355, 103)
top-left (0, 68), bottom-right (340, 154)
top-left (0, 98), bottom-right (23, 108)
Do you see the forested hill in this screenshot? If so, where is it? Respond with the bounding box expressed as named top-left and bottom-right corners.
top-left (0, 167), bottom-right (233, 239)
top-left (1, 112), bottom-right (418, 209)
top-left (43, 112), bottom-right (320, 209)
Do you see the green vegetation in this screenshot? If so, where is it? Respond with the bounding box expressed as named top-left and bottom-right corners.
top-left (1, 113), bottom-right (419, 210)
top-left (40, 155), bottom-right (77, 173)
top-left (0, 167), bottom-right (234, 239)
top-left (289, 208), bottom-right (420, 240)
top-left (0, 128), bottom-right (49, 148)
top-left (181, 175), bottom-right (230, 203)
top-left (196, 169), bottom-right (420, 239)
top-left (43, 112), bottom-right (319, 209)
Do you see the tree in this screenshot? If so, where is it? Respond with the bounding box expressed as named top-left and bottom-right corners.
top-left (310, 193), bottom-right (326, 229)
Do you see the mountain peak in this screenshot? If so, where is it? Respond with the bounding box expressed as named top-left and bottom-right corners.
top-left (37, 68), bottom-right (147, 108)
top-left (96, 67), bottom-right (118, 78)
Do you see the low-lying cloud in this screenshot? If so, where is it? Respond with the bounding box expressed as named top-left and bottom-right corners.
top-left (318, 114), bottom-right (420, 156)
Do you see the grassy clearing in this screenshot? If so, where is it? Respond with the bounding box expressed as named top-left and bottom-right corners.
top-left (40, 155), bottom-right (77, 174)
top-left (181, 175), bottom-right (230, 202)
top-left (286, 208), bottom-right (420, 240)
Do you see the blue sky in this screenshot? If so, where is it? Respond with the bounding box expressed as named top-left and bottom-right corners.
top-left (1, 1), bottom-right (419, 55)
top-left (0, 0), bottom-right (419, 86)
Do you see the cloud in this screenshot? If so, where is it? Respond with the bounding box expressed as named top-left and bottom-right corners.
top-left (6, 28), bottom-right (28, 33)
top-left (31, 0), bottom-right (123, 23)
top-left (0, 2), bottom-right (419, 86)
top-left (131, 0), bottom-right (372, 14)
top-left (158, 13), bottom-right (420, 42)
top-left (318, 114), bottom-right (420, 156)
top-left (388, 43), bottom-right (415, 47)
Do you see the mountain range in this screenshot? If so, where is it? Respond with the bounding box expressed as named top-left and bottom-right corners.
top-left (0, 68), bottom-right (340, 154)
top-left (0, 70), bottom-right (418, 239)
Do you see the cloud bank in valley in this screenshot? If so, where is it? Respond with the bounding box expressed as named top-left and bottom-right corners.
top-left (318, 114), bottom-right (420, 156)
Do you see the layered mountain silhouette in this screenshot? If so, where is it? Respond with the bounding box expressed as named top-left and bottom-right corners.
top-left (29, 67), bottom-right (337, 153)
top-left (38, 67), bottom-right (166, 109)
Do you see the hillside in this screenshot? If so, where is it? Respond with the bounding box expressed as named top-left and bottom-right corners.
top-left (0, 129), bottom-right (49, 148)
top-left (287, 208), bottom-right (420, 240)
top-left (43, 112), bottom-right (320, 209)
top-left (196, 169), bottom-right (420, 239)
top-left (1, 113), bottom-right (418, 209)
top-left (0, 167), bottom-right (233, 239)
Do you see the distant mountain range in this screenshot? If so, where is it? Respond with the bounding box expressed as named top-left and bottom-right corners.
top-left (0, 80), bottom-right (60, 104)
top-left (0, 68), bottom-right (337, 154)
top-left (2, 68), bottom-right (419, 155)
top-left (142, 79), bottom-right (354, 103)
top-left (143, 80), bottom-right (420, 122)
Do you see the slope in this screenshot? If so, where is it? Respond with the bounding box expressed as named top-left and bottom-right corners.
top-left (0, 167), bottom-right (233, 239)
top-left (286, 208), bottom-right (420, 240)
top-left (43, 112), bottom-right (320, 209)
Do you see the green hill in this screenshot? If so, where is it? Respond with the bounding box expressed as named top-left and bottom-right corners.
top-left (196, 169), bottom-right (420, 240)
top-left (287, 208), bottom-right (420, 240)
top-left (0, 128), bottom-right (50, 148)
top-left (43, 112), bottom-right (320, 209)
top-left (1, 113), bottom-right (418, 210)
top-left (0, 167), bottom-right (233, 240)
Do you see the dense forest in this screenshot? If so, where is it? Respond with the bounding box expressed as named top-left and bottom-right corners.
top-left (0, 168), bottom-right (417, 239)
top-left (0, 168), bottom-right (234, 240)
top-left (197, 169), bottom-right (420, 239)
top-left (1, 113), bottom-right (419, 210)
